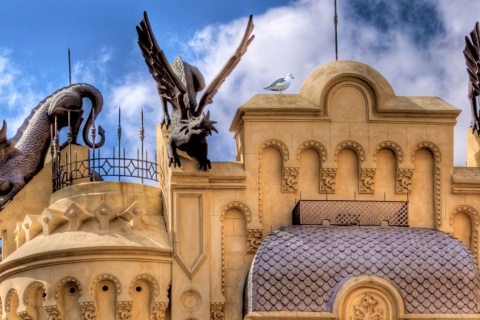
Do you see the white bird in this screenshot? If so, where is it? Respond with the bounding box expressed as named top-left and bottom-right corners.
top-left (264, 73), bottom-right (294, 93)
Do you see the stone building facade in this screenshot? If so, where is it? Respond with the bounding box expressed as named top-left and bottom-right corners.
top-left (0, 60), bottom-right (480, 319)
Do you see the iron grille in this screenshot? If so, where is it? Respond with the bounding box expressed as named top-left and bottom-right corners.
top-left (292, 200), bottom-right (408, 226)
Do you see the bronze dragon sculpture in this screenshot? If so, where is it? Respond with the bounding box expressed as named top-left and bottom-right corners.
top-left (0, 83), bottom-right (104, 209)
top-left (465, 22), bottom-right (480, 136)
top-left (136, 12), bottom-right (254, 170)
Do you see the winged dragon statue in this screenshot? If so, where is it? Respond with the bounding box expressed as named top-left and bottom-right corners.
top-left (464, 22), bottom-right (480, 136)
top-left (137, 12), bottom-right (254, 170)
top-left (0, 83), bottom-right (104, 209)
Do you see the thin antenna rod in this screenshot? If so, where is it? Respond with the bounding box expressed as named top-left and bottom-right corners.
top-left (334, 0), bottom-right (339, 61)
top-left (68, 48), bottom-right (72, 85)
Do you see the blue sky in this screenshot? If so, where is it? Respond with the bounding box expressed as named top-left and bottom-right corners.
top-left (0, 0), bottom-right (479, 165)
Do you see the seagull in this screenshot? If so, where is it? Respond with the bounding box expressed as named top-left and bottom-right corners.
top-left (264, 73), bottom-right (294, 93)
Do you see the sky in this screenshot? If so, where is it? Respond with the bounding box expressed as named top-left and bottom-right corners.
top-left (0, 0), bottom-right (479, 166)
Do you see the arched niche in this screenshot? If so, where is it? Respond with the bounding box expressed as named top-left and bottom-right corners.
top-left (297, 140), bottom-right (327, 198)
top-left (451, 205), bottom-right (479, 255)
top-left (55, 276), bottom-right (83, 320)
top-left (410, 143), bottom-right (440, 228)
top-left (258, 140), bottom-right (287, 225)
top-left (332, 275), bottom-right (404, 320)
top-left (130, 274), bottom-right (160, 319)
top-left (91, 274), bottom-right (121, 320)
top-left (23, 281), bottom-right (47, 320)
top-left (299, 60), bottom-right (394, 115)
top-left (5, 289), bottom-right (20, 320)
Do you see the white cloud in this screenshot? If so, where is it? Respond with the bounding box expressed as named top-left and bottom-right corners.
top-left (72, 47), bottom-right (113, 88)
top-left (0, 49), bottom-right (44, 139)
top-left (178, 0), bottom-right (480, 165)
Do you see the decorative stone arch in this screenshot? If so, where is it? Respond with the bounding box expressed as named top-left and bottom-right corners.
top-left (90, 273), bottom-right (122, 297)
top-left (258, 139), bottom-right (291, 224)
top-left (411, 141), bottom-right (441, 164)
top-left (129, 274), bottom-right (160, 298)
top-left (221, 201), bottom-right (252, 223)
top-left (258, 139), bottom-right (289, 162)
top-left (332, 275), bottom-right (405, 320)
top-left (23, 281), bottom-right (46, 306)
top-left (321, 75), bottom-right (378, 119)
top-left (450, 205), bottom-right (480, 256)
top-left (5, 288), bottom-right (17, 313)
top-left (221, 201), bottom-right (253, 296)
top-left (55, 276), bottom-right (83, 299)
top-left (373, 141), bottom-right (404, 163)
top-left (334, 140), bottom-right (366, 162)
top-left (334, 140), bottom-right (373, 193)
top-left (411, 141), bottom-right (442, 227)
top-left (296, 140), bottom-right (327, 163)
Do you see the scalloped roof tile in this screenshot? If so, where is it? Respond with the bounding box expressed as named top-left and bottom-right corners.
top-left (243, 226), bottom-right (479, 315)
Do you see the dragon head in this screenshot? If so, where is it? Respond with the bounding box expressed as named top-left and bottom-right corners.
top-left (181, 110), bottom-right (218, 137)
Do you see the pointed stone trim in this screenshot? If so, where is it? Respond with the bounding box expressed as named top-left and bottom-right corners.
top-left (119, 201), bottom-right (146, 228)
top-left (93, 202), bottom-right (117, 230)
top-left (151, 302), bottom-right (168, 320)
top-left (62, 202), bottom-right (93, 231)
top-left (40, 208), bottom-right (68, 236)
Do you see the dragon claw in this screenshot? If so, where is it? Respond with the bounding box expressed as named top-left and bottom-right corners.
top-left (161, 116), bottom-right (171, 129)
top-left (198, 159), bottom-right (211, 171)
top-left (169, 156), bottom-right (181, 168)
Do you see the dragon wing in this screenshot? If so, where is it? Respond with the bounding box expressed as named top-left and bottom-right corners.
top-left (465, 22), bottom-right (480, 95)
top-left (137, 11), bottom-right (187, 111)
top-left (195, 15), bottom-right (255, 114)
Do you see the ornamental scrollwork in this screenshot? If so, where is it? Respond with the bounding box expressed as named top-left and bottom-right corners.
top-left (211, 302), bottom-right (225, 320)
top-left (359, 168), bottom-right (375, 193)
top-left (247, 229), bottom-right (263, 253)
top-left (396, 168), bottom-right (413, 194)
top-left (321, 168), bottom-right (337, 193)
top-left (282, 167), bottom-right (299, 193)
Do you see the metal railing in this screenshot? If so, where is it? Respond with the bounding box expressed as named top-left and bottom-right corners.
top-left (292, 199), bottom-right (409, 227)
top-left (52, 108), bottom-right (158, 192)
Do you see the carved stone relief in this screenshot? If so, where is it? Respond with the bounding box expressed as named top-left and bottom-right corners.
top-left (117, 301), bottom-right (132, 320)
top-left (396, 168), bottom-right (413, 194)
top-left (210, 302), bottom-right (225, 320)
top-left (282, 167), bottom-right (299, 193)
top-left (151, 302), bottom-right (168, 320)
top-left (18, 311), bottom-right (34, 320)
top-left (247, 229), bottom-right (263, 254)
top-left (320, 168), bottom-right (337, 193)
top-left (359, 168), bottom-right (375, 193)
top-left (44, 305), bottom-right (62, 320)
top-left (80, 301), bottom-right (96, 320)
top-left (353, 293), bottom-right (384, 320)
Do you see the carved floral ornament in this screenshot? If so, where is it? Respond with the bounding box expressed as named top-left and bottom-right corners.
top-left (353, 293), bottom-right (384, 320)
